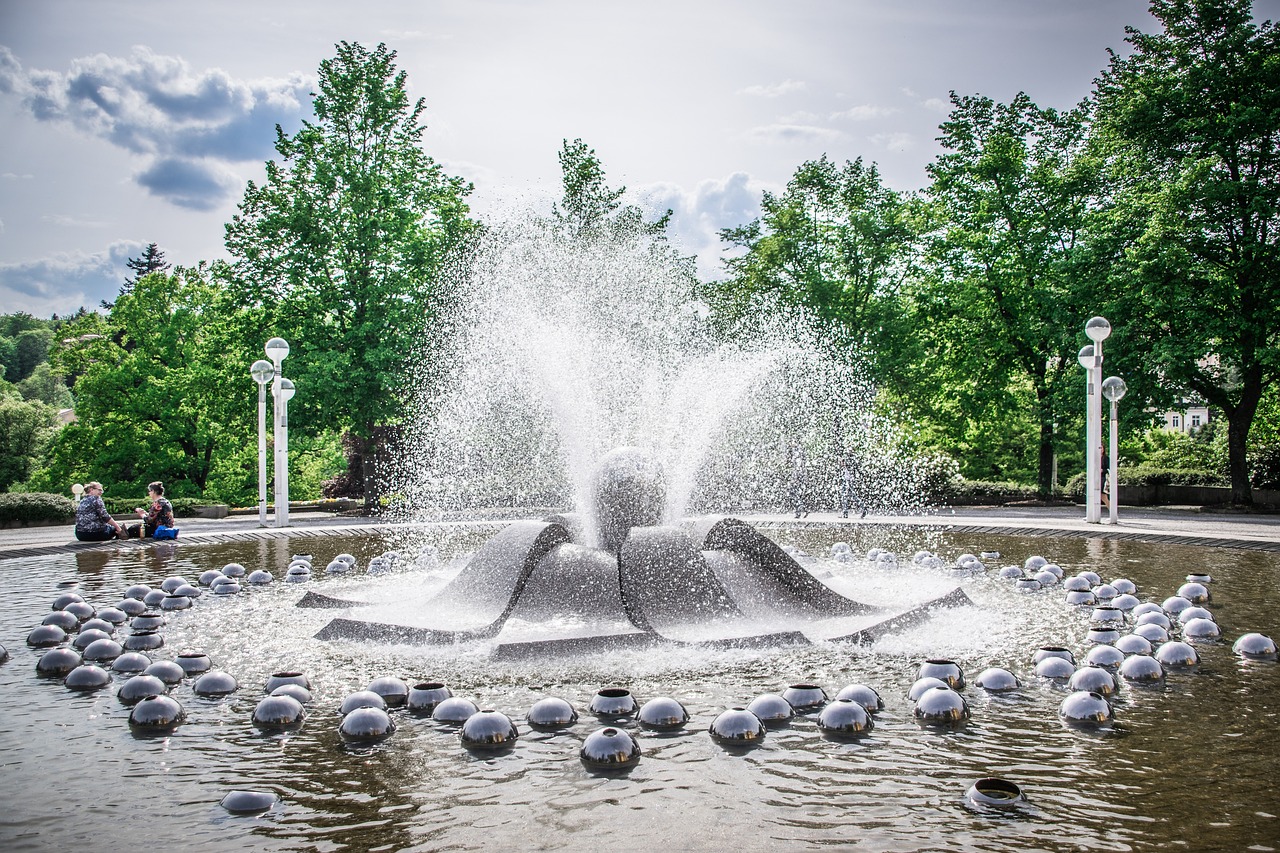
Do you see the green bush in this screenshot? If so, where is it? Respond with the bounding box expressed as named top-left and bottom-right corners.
top-left (944, 480), bottom-right (1043, 504)
top-left (1064, 467), bottom-right (1228, 498)
top-left (104, 495), bottom-right (213, 518)
top-left (0, 491), bottom-right (76, 524)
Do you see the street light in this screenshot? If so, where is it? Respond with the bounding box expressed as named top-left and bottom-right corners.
top-left (1102, 376), bottom-right (1127, 525)
top-left (1080, 317), bottom-right (1111, 524)
top-left (261, 336), bottom-right (292, 529)
top-left (273, 377), bottom-right (295, 528)
top-left (265, 337), bottom-right (290, 370)
top-left (250, 359), bottom-right (274, 526)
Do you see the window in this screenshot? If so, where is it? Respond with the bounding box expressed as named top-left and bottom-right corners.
top-left (1172, 416), bottom-right (1181, 429)
top-left (1191, 414), bottom-right (1202, 428)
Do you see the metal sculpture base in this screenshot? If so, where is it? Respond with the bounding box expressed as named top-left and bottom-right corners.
top-left (308, 516), bottom-right (973, 657)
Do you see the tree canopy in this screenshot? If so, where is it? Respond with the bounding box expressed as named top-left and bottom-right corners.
top-left (225, 42), bottom-right (476, 457)
top-left (1093, 0), bottom-right (1280, 503)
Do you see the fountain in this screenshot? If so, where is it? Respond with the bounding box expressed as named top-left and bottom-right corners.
top-left (307, 446), bottom-right (971, 654)
top-left (302, 217), bottom-right (967, 654)
top-left (4, 215), bottom-right (1279, 852)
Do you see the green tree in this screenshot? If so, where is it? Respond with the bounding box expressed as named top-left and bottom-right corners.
top-left (35, 269), bottom-right (246, 497)
top-left (719, 155), bottom-right (911, 333)
top-left (5, 327), bottom-right (53, 384)
top-left (224, 41), bottom-right (475, 508)
top-left (0, 312), bottom-right (43, 337)
top-left (17, 363), bottom-right (72, 409)
top-left (1092, 0), bottom-right (1280, 504)
top-left (103, 242), bottom-right (171, 310)
top-left (0, 395), bottom-right (58, 491)
top-left (912, 92), bottom-right (1098, 493)
top-left (552, 138), bottom-right (671, 237)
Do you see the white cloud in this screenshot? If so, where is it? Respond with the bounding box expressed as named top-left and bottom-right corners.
top-left (830, 104), bottom-right (899, 121)
top-left (0, 45), bottom-right (310, 210)
top-left (0, 240), bottom-right (142, 315)
top-left (2, 172), bottom-right (35, 180)
top-left (737, 79), bottom-right (806, 98)
top-left (747, 123), bottom-right (845, 145)
top-left (41, 214), bottom-right (108, 228)
top-left (868, 132), bottom-right (915, 151)
top-left (921, 97), bottom-right (951, 113)
top-left (778, 110), bottom-right (821, 124)
top-left (632, 172), bottom-right (773, 280)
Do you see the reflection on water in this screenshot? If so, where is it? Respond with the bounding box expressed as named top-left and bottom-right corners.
top-left (1, 527), bottom-right (1277, 852)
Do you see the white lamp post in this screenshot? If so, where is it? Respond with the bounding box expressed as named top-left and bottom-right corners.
top-left (250, 359), bottom-right (274, 526)
top-left (1081, 316), bottom-right (1111, 524)
top-left (1102, 376), bottom-right (1127, 525)
top-left (264, 337), bottom-right (291, 528)
top-left (273, 377), bottom-right (295, 528)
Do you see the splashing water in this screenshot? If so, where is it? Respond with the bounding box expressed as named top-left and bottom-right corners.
top-left (390, 214), bottom-right (934, 528)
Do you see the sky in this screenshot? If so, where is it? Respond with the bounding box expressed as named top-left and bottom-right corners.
top-left (1, 0), bottom-right (1271, 317)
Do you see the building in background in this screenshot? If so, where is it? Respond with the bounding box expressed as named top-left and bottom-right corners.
top-left (1162, 401), bottom-right (1210, 433)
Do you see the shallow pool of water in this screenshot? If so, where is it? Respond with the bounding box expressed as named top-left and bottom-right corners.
top-left (1, 526), bottom-right (1277, 852)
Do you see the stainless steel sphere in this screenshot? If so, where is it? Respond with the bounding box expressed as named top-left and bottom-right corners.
top-left (1058, 691), bottom-right (1113, 726)
top-left (912, 686), bottom-right (969, 725)
top-left (580, 726), bottom-right (641, 771)
top-left (817, 698), bottom-right (874, 738)
top-left (638, 697), bottom-right (690, 731)
top-left (834, 683), bottom-right (885, 713)
top-left (459, 710), bottom-right (518, 750)
top-left (1119, 654), bottom-right (1165, 684)
top-left (340, 707), bottom-right (398, 741)
top-left (1233, 633), bottom-right (1278, 660)
top-left (709, 707), bottom-right (767, 746)
top-left (974, 667), bottom-right (1020, 692)
top-left (746, 693), bottom-right (795, 726)
top-left (781, 683), bottom-right (829, 711)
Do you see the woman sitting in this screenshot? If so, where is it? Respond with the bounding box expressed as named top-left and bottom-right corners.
top-left (127, 481), bottom-right (175, 538)
top-left (74, 481), bottom-right (124, 541)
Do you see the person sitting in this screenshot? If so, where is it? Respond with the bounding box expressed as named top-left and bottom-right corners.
top-left (74, 481), bottom-right (125, 541)
top-left (127, 481), bottom-right (176, 538)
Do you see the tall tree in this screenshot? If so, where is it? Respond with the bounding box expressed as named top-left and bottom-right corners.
top-left (716, 155), bottom-right (913, 361)
top-left (1092, 0), bottom-right (1280, 504)
top-left (0, 393), bottom-right (57, 491)
top-left (37, 268), bottom-right (243, 496)
top-left (552, 138), bottom-right (671, 237)
top-left (224, 42), bottom-right (475, 507)
top-left (103, 243), bottom-right (170, 310)
top-left (915, 92), bottom-right (1098, 493)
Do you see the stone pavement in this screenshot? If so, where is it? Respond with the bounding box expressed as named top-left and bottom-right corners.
top-left (3, 504), bottom-right (1278, 561)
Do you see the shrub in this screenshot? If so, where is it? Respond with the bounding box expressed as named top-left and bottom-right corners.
top-left (944, 480), bottom-right (1043, 505)
top-left (104, 495), bottom-right (213, 517)
top-left (0, 491), bottom-right (76, 524)
top-left (1064, 467), bottom-right (1228, 498)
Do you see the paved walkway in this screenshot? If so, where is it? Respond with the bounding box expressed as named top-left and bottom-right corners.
top-left (3, 504), bottom-right (1278, 561)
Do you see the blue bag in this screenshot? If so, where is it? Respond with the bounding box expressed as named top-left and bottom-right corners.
top-left (153, 525), bottom-right (179, 540)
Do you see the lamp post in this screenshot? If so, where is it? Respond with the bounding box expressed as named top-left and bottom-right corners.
top-left (1080, 316), bottom-right (1111, 524)
top-left (273, 377), bottom-right (295, 528)
top-left (1102, 376), bottom-right (1127, 525)
top-left (250, 359), bottom-right (274, 526)
top-left (264, 337), bottom-right (291, 528)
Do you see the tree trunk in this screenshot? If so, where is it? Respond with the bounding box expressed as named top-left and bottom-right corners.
top-left (1035, 384), bottom-right (1055, 497)
top-left (1226, 375), bottom-right (1263, 506)
top-left (1037, 420), bottom-right (1056, 497)
top-left (352, 425), bottom-right (381, 514)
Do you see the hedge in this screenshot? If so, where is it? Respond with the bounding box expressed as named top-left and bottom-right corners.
top-left (943, 480), bottom-right (1044, 504)
top-left (103, 496), bottom-right (213, 518)
top-left (0, 492), bottom-right (77, 524)
top-left (1064, 467), bottom-right (1228, 498)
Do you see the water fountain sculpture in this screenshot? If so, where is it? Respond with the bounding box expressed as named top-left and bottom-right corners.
top-left (307, 446), bottom-right (972, 657)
